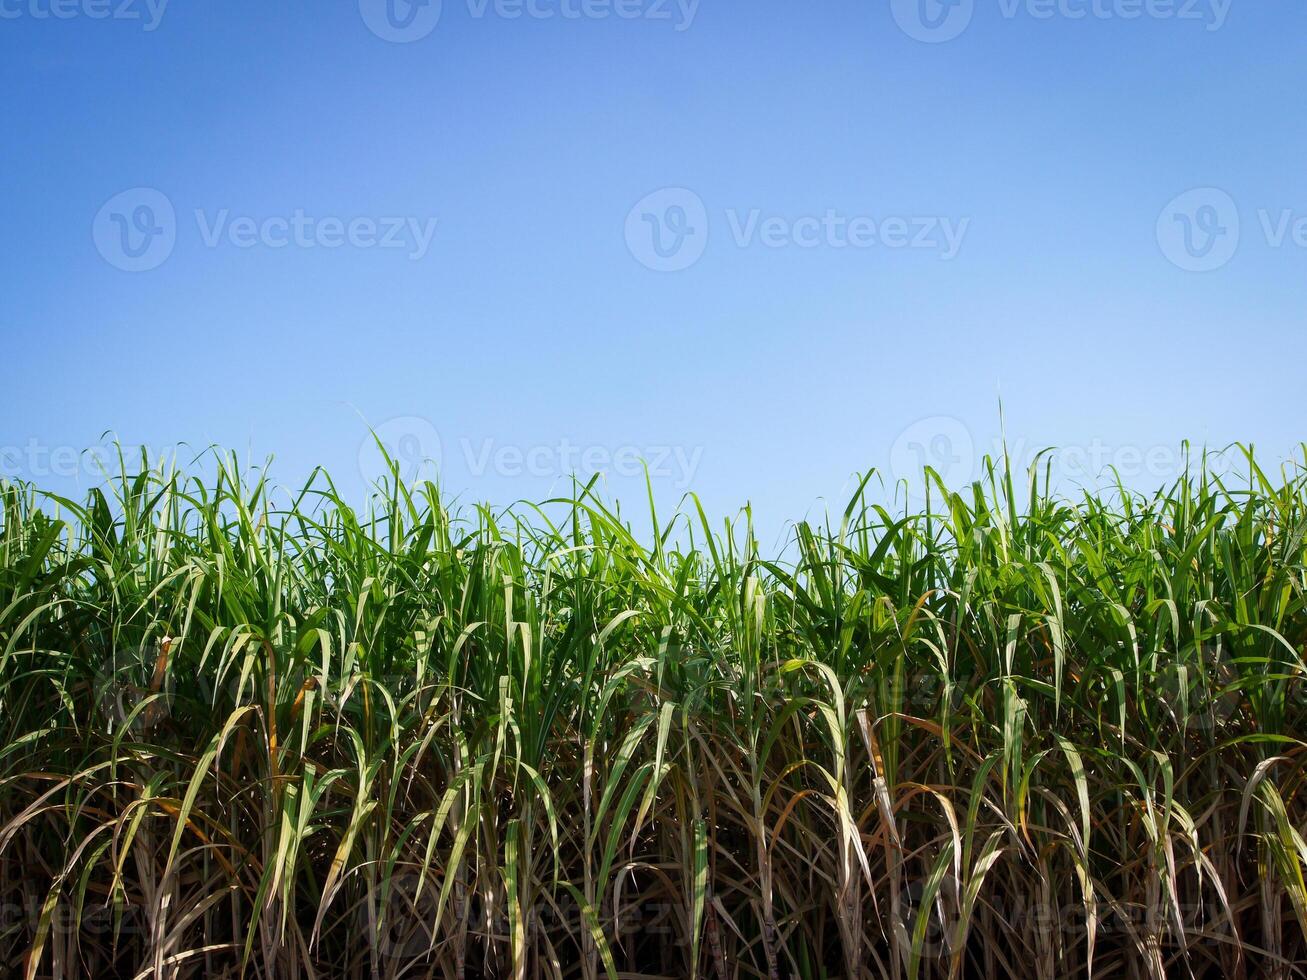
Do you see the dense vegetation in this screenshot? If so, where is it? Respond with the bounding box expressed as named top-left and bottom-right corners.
top-left (1, 446), bottom-right (1305, 979)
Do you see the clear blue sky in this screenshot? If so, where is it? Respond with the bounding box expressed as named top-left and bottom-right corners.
top-left (3, 0), bottom-right (1305, 535)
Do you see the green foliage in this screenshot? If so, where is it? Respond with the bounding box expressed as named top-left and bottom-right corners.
top-left (1, 444), bottom-right (1305, 978)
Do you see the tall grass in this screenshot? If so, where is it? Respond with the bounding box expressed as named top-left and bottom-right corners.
top-left (1, 445), bottom-right (1305, 978)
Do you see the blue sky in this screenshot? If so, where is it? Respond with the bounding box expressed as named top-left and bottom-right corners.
top-left (2, 0), bottom-right (1305, 535)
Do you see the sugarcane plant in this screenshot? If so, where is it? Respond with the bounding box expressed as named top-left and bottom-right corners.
top-left (0, 442), bottom-right (1304, 978)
